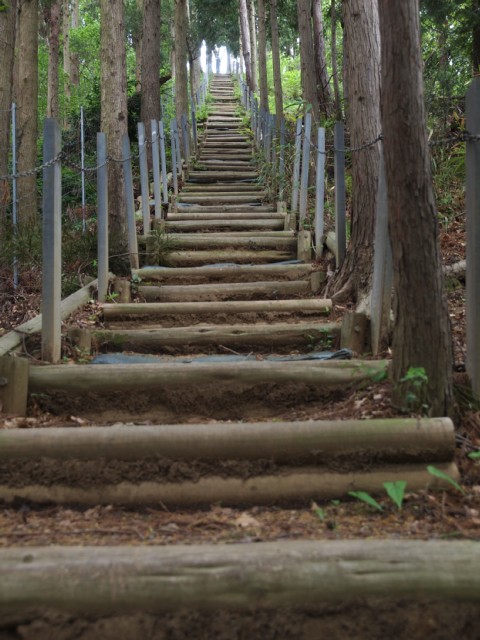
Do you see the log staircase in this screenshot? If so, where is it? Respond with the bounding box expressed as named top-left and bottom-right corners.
top-left (0, 74), bottom-right (465, 630)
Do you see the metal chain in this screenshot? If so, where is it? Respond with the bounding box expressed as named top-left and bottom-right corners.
top-left (0, 150), bottom-right (64, 181)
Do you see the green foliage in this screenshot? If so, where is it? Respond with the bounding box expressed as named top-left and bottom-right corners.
top-left (348, 491), bottom-right (383, 511)
top-left (468, 451), bottom-right (480, 460)
top-left (146, 227), bottom-right (179, 266)
top-left (383, 481), bottom-right (407, 510)
top-left (427, 465), bottom-right (466, 495)
top-left (397, 366), bottom-right (430, 414)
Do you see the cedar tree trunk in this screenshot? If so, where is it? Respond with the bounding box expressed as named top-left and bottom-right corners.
top-left (239, 0), bottom-right (252, 88)
top-left (257, 0), bottom-right (269, 111)
top-left (378, 0), bottom-right (453, 416)
top-left (297, 0), bottom-right (320, 124)
top-left (270, 0), bottom-right (283, 117)
top-left (312, 0), bottom-right (333, 119)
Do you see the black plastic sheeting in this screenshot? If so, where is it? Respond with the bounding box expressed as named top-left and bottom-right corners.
top-left (90, 349), bottom-right (353, 366)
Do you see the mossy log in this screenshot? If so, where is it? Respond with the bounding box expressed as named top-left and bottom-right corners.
top-left (101, 298), bottom-right (332, 318)
top-left (28, 359), bottom-right (389, 394)
top-left (133, 262), bottom-right (313, 282)
top-left (137, 279), bottom-right (312, 302)
top-left (91, 321), bottom-right (340, 350)
top-left (154, 250), bottom-right (295, 266)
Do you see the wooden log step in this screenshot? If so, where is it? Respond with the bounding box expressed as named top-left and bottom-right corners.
top-left (137, 279), bottom-right (313, 302)
top-left (202, 142), bottom-right (250, 148)
top-left (102, 298), bottom-right (332, 318)
top-left (166, 211), bottom-right (283, 220)
top-left (163, 219), bottom-right (285, 232)
top-left (182, 185), bottom-right (264, 192)
top-left (144, 234), bottom-right (296, 250)
top-left (29, 359), bottom-right (389, 394)
top-left (132, 263), bottom-right (315, 282)
top-left (177, 196), bottom-right (265, 205)
top-left (176, 205), bottom-right (276, 213)
top-left (0, 464), bottom-right (459, 508)
top-left (1, 538), bottom-right (475, 616)
top-left (91, 321), bottom-right (341, 350)
top-left (188, 171), bottom-right (258, 181)
top-left (154, 250), bottom-right (295, 266)
top-left (0, 418), bottom-right (455, 462)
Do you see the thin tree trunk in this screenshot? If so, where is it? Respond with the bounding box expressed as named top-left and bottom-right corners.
top-left (134, 0), bottom-right (143, 93)
top-left (239, 0), bottom-right (252, 88)
top-left (297, 0), bottom-right (320, 124)
top-left (257, 0), bottom-right (268, 110)
top-left (0, 0), bottom-right (17, 229)
top-left (62, 0), bottom-right (71, 107)
top-left (269, 0), bottom-right (283, 117)
top-left (312, 0), bottom-right (333, 119)
top-left (248, 0), bottom-right (258, 92)
top-left (44, 0), bottom-right (62, 118)
top-left (473, 0), bottom-right (480, 75)
top-left (140, 0), bottom-right (161, 143)
top-left (16, 0), bottom-right (38, 227)
top-left (100, 0), bottom-right (128, 248)
top-left (329, 0), bottom-right (381, 306)
top-left (330, 0), bottom-right (342, 120)
top-left (378, 0), bottom-right (453, 417)
top-left (174, 0), bottom-right (190, 157)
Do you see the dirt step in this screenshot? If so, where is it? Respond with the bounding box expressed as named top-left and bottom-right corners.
top-left (90, 321), bottom-right (340, 351)
top-left (137, 279), bottom-right (317, 302)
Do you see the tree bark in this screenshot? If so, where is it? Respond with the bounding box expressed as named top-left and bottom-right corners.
top-left (0, 0), bottom-right (16, 229)
top-left (474, 0), bottom-right (480, 75)
top-left (330, 0), bottom-right (342, 120)
top-left (257, 0), bottom-right (269, 110)
top-left (248, 0), bottom-right (258, 91)
top-left (329, 0), bottom-right (381, 306)
top-left (100, 0), bottom-right (128, 247)
top-left (312, 0), bottom-right (333, 119)
top-left (269, 0), bottom-right (283, 117)
top-left (378, 0), bottom-right (453, 416)
top-left (140, 0), bottom-right (161, 140)
top-left (15, 0), bottom-right (38, 227)
top-left (44, 0), bottom-right (62, 118)
top-left (239, 0), bottom-right (252, 88)
top-left (297, 0), bottom-right (320, 124)
top-left (174, 0), bottom-right (190, 158)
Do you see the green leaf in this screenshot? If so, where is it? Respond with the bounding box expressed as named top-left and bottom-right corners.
top-left (348, 491), bottom-right (383, 511)
top-left (468, 451), bottom-right (480, 460)
top-left (314, 508), bottom-right (325, 522)
top-left (426, 465), bottom-right (466, 495)
top-left (383, 481), bottom-right (407, 510)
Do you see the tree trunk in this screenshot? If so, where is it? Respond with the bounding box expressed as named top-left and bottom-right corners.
top-left (140, 0), bottom-right (161, 145)
top-left (378, 0), bottom-right (453, 417)
top-left (100, 0), bottom-right (128, 248)
top-left (174, 0), bottom-right (190, 158)
top-left (248, 0), bottom-right (258, 92)
top-left (62, 0), bottom-right (71, 111)
top-left (329, 0), bottom-right (381, 306)
top-left (474, 0), bottom-right (480, 75)
top-left (15, 0), bottom-right (38, 227)
top-left (239, 0), bottom-right (252, 88)
top-left (0, 0), bottom-right (17, 230)
top-left (269, 0), bottom-right (283, 117)
top-left (133, 0), bottom-right (143, 93)
top-left (312, 0), bottom-right (333, 119)
top-left (257, 0), bottom-right (268, 110)
top-left (44, 0), bottom-right (62, 118)
top-left (330, 0), bottom-right (342, 120)
top-left (297, 0), bottom-right (320, 124)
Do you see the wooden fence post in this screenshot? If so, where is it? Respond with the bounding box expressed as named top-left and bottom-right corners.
top-left (159, 120), bottom-right (169, 205)
top-left (96, 132), bottom-right (109, 303)
top-left (121, 134), bottom-right (139, 269)
top-left (315, 127), bottom-right (326, 257)
top-left (334, 122), bottom-right (346, 268)
top-left (278, 117), bottom-right (286, 202)
top-left (41, 118), bottom-right (62, 363)
top-left (150, 120), bottom-right (162, 221)
top-left (137, 122), bottom-right (150, 234)
top-left (370, 146), bottom-right (392, 355)
top-left (299, 112), bottom-right (312, 225)
top-left (291, 117), bottom-right (303, 215)
top-left (171, 122), bottom-right (178, 195)
top-left (466, 77), bottom-right (480, 398)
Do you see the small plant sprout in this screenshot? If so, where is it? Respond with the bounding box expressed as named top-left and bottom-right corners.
top-left (383, 481), bottom-right (407, 510)
top-left (468, 450), bottom-right (480, 461)
top-left (348, 491), bottom-right (383, 511)
top-left (398, 366), bottom-right (429, 413)
top-left (427, 465), bottom-right (466, 496)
